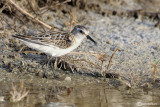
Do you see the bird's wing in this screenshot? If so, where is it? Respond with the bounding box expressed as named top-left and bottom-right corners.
top-left (12, 31), bottom-right (73, 49)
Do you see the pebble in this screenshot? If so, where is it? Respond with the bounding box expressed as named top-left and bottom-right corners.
top-left (64, 77), bottom-right (71, 82)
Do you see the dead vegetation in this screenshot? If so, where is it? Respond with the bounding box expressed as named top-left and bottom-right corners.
top-left (65, 10), bottom-right (78, 31)
top-left (152, 59), bottom-right (160, 83)
top-left (10, 80), bottom-right (29, 103)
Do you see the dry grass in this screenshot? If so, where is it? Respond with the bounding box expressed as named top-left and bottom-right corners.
top-left (152, 59), bottom-right (160, 83)
top-left (103, 48), bottom-right (118, 75)
top-left (0, 0), bottom-right (10, 13)
top-left (8, 0), bottom-right (71, 31)
top-left (65, 10), bottom-right (78, 31)
top-left (9, 0), bottom-right (54, 30)
top-left (10, 80), bottom-right (29, 103)
top-left (0, 0), bottom-right (71, 34)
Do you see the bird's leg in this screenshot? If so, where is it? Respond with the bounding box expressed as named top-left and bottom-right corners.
top-left (42, 55), bottom-right (52, 78)
top-left (45, 56), bottom-right (63, 78)
top-left (47, 56), bottom-right (52, 68)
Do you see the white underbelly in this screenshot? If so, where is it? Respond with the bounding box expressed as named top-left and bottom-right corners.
top-left (22, 40), bottom-right (79, 57)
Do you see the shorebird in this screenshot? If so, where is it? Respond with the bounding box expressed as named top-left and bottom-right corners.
top-left (12, 25), bottom-right (97, 56)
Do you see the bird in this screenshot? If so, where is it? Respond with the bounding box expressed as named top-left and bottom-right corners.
top-left (12, 25), bottom-right (97, 57)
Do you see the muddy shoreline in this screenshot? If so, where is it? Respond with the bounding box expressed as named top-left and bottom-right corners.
top-left (0, 0), bottom-right (160, 106)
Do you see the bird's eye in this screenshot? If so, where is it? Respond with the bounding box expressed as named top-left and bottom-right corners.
top-left (79, 30), bottom-right (84, 34)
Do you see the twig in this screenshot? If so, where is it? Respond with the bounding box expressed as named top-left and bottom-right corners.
top-left (69, 11), bottom-right (78, 31)
top-left (10, 80), bottom-right (29, 103)
top-left (9, 0), bottom-right (57, 31)
top-left (69, 51), bottom-right (107, 57)
top-left (21, 51), bottom-right (42, 54)
top-left (152, 59), bottom-right (160, 83)
top-left (104, 48), bottom-right (118, 76)
top-left (26, 0), bottom-right (71, 24)
top-left (152, 64), bottom-right (157, 83)
top-left (40, 0), bottom-right (71, 11)
top-left (68, 51), bottom-right (107, 70)
top-left (0, 0), bottom-right (10, 13)
top-left (65, 10), bottom-right (78, 31)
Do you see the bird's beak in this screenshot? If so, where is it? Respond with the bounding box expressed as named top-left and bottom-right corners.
top-left (86, 35), bottom-right (97, 45)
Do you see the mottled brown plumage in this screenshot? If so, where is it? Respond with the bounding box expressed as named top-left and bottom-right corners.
top-left (13, 31), bottom-right (73, 49)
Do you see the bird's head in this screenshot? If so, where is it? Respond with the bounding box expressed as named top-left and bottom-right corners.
top-left (71, 25), bottom-right (97, 45)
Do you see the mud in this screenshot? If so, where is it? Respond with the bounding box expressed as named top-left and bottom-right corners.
top-left (0, 0), bottom-right (160, 106)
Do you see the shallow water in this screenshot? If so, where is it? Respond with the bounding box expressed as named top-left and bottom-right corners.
top-left (0, 82), bottom-right (160, 107)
